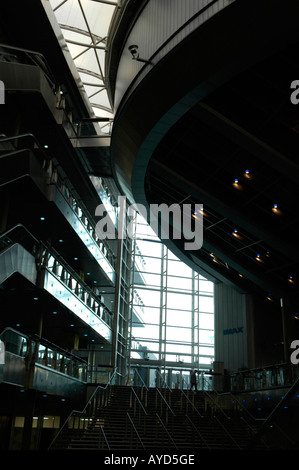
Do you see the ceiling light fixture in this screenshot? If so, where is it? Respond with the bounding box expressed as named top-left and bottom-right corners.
top-left (232, 229), bottom-right (242, 240)
top-left (288, 275), bottom-right (295, 284)
top-left (232, 178), bottom-right (242, 190)
top-left (272, 203), bottom-right (282, 215)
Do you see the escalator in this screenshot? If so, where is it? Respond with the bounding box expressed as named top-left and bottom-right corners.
top-left (0, 224), bottom-right (113, 343)
top-left (0, 327), bottom-right (86, 400)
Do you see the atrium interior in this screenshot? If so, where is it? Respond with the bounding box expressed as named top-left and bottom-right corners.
top-left (1, 0), bottom-right (299, 452)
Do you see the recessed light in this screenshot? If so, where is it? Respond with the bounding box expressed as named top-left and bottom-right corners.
top-left (40, 217), bottom-right (45, 221)
top-left (74, 257), bottom-right (78, 260)
top-left (232, 178), bottom-right (242, 190)
top-left (232, 229), bottom-right (242, 239)
top-left (244, 169), bottom-right (252, 179)
top-left (44, 145), bottom-right (48, 149)
top-left (272, 204), bottom-right (282, 215)
top-left (288, 276), bottom-right (295, 284)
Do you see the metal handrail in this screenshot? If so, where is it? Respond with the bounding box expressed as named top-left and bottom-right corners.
top-left (156, 387), bottom-right (175, 416)
top-left (0, 43), bottom-right (57, 89)
top-left (156, 413), bottom-right (178, 449)
top-left (133, 368), bottom-right (148, 390)
top-left (131, 387), bottom-right (148, 416)
top-left (99, 425), bottom-right (110, 450)
top-left (127, 412), bottom-right (146, 449)
top-left (48, 368), bottom-right (117, 449)
top-left (202, 376), bottom-right (259, 427)
top-left (185, 414), bottom-right (210, 450)
top-left (0, 133), bottom-right (116, 268)
top-left (180, 388), bottom-right (204, 418)
top-left (212, 414), bottom-right (241, 450)
top-left (155, 369), bottom-right (172, 392)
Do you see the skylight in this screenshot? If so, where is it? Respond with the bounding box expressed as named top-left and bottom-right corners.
top-left (49, 0), bottom-right (118, 134)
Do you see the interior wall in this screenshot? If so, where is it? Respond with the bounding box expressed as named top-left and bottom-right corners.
top-left (214, 282), bottom-right (290, 373)
top-left (214, 282), bottom-right (253, 373)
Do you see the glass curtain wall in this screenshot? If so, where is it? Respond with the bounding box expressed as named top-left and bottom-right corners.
top-left (127, 214), bottom-right (214, 389)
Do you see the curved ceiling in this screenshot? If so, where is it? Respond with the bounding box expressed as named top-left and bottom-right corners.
top-left (144, 31), bottom-right (299, 302)
top-left (109, 0), bottom-right (299, 303)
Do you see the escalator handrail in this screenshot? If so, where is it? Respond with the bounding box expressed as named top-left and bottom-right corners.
top-left (0, 326), bottom-right (87, 365)
top-left (0, 43), bottom-right (57, 89)
top-left (0, 223), bottom-right (39, 244)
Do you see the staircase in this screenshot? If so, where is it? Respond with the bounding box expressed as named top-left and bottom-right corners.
top-left (50, 385), bottom-right (266, 451)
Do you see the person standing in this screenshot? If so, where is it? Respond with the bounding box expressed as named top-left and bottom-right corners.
top-left (190, 370), bottom-right (198, 391)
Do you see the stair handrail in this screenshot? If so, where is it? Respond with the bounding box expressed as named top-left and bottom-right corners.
top-left (127, 412), bottom-right (146, 450)
top-left (156, 413), bottom-right (178, 449)
top-left (212, 414), bottom-right (241, 450)
top-left (133, 367), bottom-right (148, 390)
top-left (131, 387), bottom-right (148, 416)
top-left (48, 368), bottom-right (118, 449)
top-left (99, 425), bottom-right (110, 450)
top-left (180, 389), bottom-right (204, 418)
top-left (184, 414), bottom-right (210, 450)
top-left (155, 387), bottom-right (175, 416)
top-left (202, 376), bottom-right (265, 447)
top-left (248, 374), bottom-right (299, 449)
top-left (202, 375), bottom-right (262, 432)
top-left (155, 369), bottom-right (172, 392)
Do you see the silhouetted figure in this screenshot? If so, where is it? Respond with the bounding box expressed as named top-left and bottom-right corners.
top-left (190, 370), bottom-right (198, 391)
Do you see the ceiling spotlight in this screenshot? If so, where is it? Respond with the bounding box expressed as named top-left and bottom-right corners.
top-left (232, 178), bottom-right (242, 190)
top-left (288, 275), bottom-right (295, 284)
top-left (255, 254), bottom-right (264, 263)
top-left (232, 229), bottom-right (242, 239)
top-left (244, 169), bottom-right (252, 179)
top-left (272, 203), bottom-right (282, 215)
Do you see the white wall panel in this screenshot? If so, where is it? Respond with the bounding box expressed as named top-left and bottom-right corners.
top-left (214, 282), bottom-right (251, 372)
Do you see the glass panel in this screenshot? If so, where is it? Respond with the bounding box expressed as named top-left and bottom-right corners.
top-left (167, 309), bottom-right (192, 327)
top-left (167, 292), bottom-right (192, 310)
top-left (199, 296), bottom-right (214, 313)
top-left (128, 216), bottom-right (214, 376)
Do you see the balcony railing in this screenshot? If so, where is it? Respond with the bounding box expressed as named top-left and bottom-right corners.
top-left (39, 244), bottom-right (114, 331)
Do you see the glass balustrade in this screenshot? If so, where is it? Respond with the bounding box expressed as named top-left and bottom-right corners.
top-left (0, 328), bottom-right (87, 382)
top-left (40, 247), bottom-right (113, 331)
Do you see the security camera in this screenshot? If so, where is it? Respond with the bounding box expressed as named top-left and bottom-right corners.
top-left (128, 45), bottom-right (139, 60)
